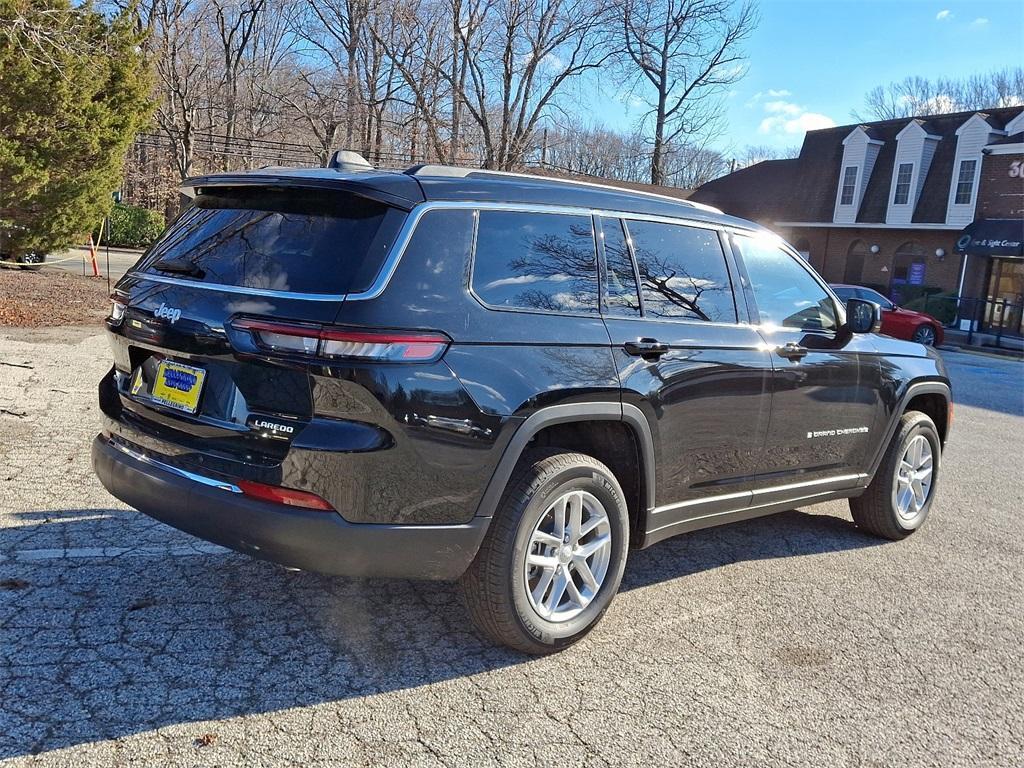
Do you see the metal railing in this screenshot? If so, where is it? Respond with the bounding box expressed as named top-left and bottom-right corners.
top-left (916, 294), bottom-right (1024, 350)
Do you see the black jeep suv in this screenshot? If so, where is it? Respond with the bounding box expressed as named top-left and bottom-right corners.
top-left (92, 164), bottom-right (951, 653)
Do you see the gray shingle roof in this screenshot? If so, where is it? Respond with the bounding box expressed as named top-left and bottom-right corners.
top-left (690, 106), bottom-right (1024, 225)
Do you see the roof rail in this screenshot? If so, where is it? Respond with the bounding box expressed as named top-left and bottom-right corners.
top-left (327, 150), bottom-right (373, 172)
top-left (403, 163), bottom-right (722, 213)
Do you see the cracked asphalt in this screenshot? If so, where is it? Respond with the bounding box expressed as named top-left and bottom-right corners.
top-left (1, 327), bottom-right (1022, 767)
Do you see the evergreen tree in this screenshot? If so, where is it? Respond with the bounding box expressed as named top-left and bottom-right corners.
top-left (0, 0), bottom-right (153, 257)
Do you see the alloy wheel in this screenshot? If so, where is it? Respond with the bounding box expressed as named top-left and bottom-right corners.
top-left (893, 434), bottom-right (933, 521)
top-left (913, 325), bottom-right (936, 345)
top-left (523, 490), bottom-right (612, 622)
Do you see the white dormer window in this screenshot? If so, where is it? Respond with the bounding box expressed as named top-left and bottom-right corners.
top-left (893, 163), bottom-right (914, 205)
top-left (945, 112), bottom-right (1010, 225)
top-left (954, 159), bottom-right (977, 205)
top-left (886, 121), bottom-right (940, 224)
top-left (839, 166), bottom-right (858, 206)
top-left (833, 126), bottom-right (883, 223)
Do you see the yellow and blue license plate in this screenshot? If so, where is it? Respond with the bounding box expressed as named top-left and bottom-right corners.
top-left (151, 360), bottom-right (206, 414)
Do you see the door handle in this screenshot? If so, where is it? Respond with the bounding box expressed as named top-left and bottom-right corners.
top-left (775, 342), bottom-right (808, 361)
top-left (623, 338), bottom-right (670, 359)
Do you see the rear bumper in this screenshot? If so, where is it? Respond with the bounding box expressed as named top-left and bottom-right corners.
top-left (91, 435), bottom-right (489, 580)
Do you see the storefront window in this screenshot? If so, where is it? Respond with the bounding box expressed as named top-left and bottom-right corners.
top-left (983, 258), bottom-right (1024, 337)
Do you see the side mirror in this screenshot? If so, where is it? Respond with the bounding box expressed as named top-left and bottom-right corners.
top-left (846, 298), bottom-right (882, 334)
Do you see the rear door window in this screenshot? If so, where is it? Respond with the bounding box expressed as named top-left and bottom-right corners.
top-left (624, 220), bottom-right (736, 322)
top-left (472, 210), bottom-right (599, 314)
top-left (138, 188), bottom-right (404, 295)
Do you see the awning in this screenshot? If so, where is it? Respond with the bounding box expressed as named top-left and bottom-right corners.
top-left (955, 218), bottom-right (1024, 258)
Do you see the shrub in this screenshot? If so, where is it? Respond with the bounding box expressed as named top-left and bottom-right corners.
top-left (904, 291), bottom-right (958, 326)
top-left (104, 203), bottom-right (165, 248)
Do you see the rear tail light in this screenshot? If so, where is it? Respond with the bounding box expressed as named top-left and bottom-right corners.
top-left (230, 318), bottom-right (449, 363)
top-left (236, 479), bottom-right (335, 511)
top-left (109, 295), bottom-right (128, 325)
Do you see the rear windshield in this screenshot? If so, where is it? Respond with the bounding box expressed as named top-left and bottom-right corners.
top-left (138, 188), bottom-right (405, 295)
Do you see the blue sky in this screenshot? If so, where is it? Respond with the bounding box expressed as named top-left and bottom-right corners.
top-left (587, 0), bottom-right (1024, 158)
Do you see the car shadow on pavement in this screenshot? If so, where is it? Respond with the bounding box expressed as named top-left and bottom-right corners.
top-left (1, 506), bottom-right (880, 759)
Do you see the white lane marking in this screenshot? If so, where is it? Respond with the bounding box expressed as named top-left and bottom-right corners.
top-left (0, 543), bottom-right (231, 562)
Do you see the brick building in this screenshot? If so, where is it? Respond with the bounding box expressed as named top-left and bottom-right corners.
top-left (690, 107), bottom-right (1024, 337)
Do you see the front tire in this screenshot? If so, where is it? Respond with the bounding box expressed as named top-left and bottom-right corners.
top-left (460, 449), bottom-right (630, 654)
top-left (912, 324), bottom-right (937, 346)
top-left (850, 411), bottom-right (941, 540)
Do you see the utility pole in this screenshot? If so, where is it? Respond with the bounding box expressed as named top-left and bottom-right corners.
top-left (541, 128), bottom-right (548, 168)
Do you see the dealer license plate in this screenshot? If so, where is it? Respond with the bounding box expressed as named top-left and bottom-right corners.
top-left (151, 360), bottom-right (206, 414)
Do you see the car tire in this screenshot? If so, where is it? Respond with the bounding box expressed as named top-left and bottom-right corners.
top-left (460, 449), bottom-right (630, 654)
top-left (849, 411), bottom-right (941, 541)
top-left (912, 324), bottom-right (936, 346)
top-left (17, 252), bottom-right (45, 271)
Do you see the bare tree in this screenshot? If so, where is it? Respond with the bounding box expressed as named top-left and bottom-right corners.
top-left (856, 67), bottom-right (1024, 121)
top-left (463, 0), bottom-right (616, 169)
top-left (368, 0), bottom-right (470, 163)
top-left (149, 0), bottom-right (214, 180)
top-left (296, 0), bottom-right (371, 149)
top-left (732, 143), bottom-right (797, 169)
top-left (543, 124), bottom-right (651, 181)
top-left (210, 0), bottom-right (266, 168)
top-left (618, 0), bottom-right (756, 185)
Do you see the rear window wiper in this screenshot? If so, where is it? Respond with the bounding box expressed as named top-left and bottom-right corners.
top-left (152, 256), bottom-right (205, 279)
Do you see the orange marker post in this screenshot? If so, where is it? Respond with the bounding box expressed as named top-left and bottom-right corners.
top-left (88, 229), bottom-right (101, 277)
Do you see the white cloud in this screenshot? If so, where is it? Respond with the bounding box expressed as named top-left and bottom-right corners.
top-left (970, 17), bottom-right (989, 27)
top-left (483, 274), bottom-right (571, 291)
top-left (936, 9), bottom-right (953, 21)
top-left (746, 88), bottom-right (792, 106)
top-left (920, 94), bottom-right (959, 113)
top-left (758, 99), bottom-right (835, 135)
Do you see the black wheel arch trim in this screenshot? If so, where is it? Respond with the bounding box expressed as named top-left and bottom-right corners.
top-left (866, 380), bottom-right (951, 480)
top-left (473, 402), bottom-right (657, 518)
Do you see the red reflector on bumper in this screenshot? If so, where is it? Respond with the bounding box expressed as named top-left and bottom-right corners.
top-left (236, 480), bottom-right (335, 511)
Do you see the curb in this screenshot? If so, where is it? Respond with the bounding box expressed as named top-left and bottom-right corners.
top-left (938, 344), bottom-right (1023, 362)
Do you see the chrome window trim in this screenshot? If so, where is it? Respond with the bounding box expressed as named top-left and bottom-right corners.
top-left (126, 200), bottom-right (760, 303)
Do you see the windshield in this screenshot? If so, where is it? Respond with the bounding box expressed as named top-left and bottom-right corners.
top-left (861, 288), bottom-right (895, 310)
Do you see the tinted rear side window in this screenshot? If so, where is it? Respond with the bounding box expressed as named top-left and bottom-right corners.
top-left (139, 188), bottom-right (404, 295)
top-left (625, 220), bottom-right (736, 322)
top-left (472, 210), bottom-right (599, 314)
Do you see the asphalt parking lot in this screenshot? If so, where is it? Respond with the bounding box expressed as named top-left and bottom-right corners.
top-left (1, 329), bottom-right (1022, 767)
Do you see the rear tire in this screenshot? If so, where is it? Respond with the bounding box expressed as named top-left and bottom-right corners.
top-left (460, 449), bottom-right (630, 654)
top-left (850, 411), bottom-right (941, 540)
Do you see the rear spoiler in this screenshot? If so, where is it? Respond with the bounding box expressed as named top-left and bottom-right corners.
top-left (180, 172), bottom-right (424, 212)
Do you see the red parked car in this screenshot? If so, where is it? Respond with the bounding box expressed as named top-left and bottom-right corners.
top-left (831, 284), bottom-right (944, 346)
